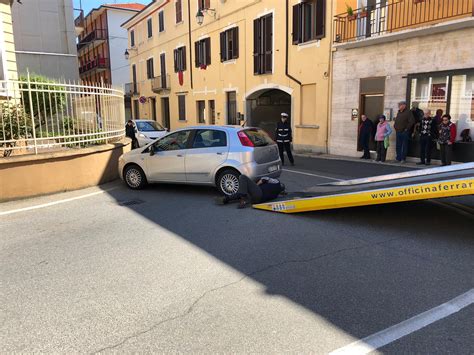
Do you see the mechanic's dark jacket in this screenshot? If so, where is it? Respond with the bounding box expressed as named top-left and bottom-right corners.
top-left (125, 124), bottom-right (136, 139)
top-left (260, 181), bottom-right (285, 203)
top-left (275, 121), bottom-right (292, 143)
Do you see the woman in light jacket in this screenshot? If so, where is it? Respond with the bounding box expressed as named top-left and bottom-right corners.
top-left (375, 114), bottom-right (392, 162)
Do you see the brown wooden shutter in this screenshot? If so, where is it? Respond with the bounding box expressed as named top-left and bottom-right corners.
top-left (195, 41), bottom-right (200, 67)
top-left (264, 15), bottom-right (273, 73)
top-left (315, 0), bottom-right (325, 39)
top-left (205, 0), bottom-right (210, 9)
top-left (220, 31), bottom-right (226, 62)
top-left (174, 49), bottom-right (178, 72)
top-left (205, 37), bottom-right (211, 65)
top-left (232, 27), bottom-right (239, 59)
top-left (176, 0), bottom-right (182, 23)
top-left (253, 18), bottom-right (260, 74)
top-left (292, 4), bottom-right (302, 44)
top-left (182, 46), bottom-right (186, 71)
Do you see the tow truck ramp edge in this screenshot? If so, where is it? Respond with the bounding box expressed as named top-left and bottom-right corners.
top-left (253, 163), bottom-right (474, 214)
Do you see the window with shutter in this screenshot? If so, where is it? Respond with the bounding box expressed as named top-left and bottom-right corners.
top-left (198, 0), bottom-right (211, 10)
top-left (292, 0), bottom-right (325, 45)
top-left (195, 38), bottom-right (212, 67)
top-left (219, 27), bottom-right (239, 62)
top-left (174, 47), bottom-right (186, 72)
top-left (130, 30), bottom-right (135, 47)
top-left (253, 14), bottom-right (272, 75)
top-left (160, 53), bottom-right (167, 88)
top-left (147, 18), bottom-right (153, 38)
top-left (158, 11), bottom-right (165, 32)
top-left (178, 95), bottom-right (186, 121)
top-left (175, 0), bottom-right (183, 23)
top-left (146, 58), bottom-right (154, 79)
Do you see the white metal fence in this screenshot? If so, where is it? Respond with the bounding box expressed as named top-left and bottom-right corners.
top-left (0, 74), bottom-right (125, 157)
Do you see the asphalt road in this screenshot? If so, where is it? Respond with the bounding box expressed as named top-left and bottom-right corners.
top-left (1, 156), bottom-right (473, 353)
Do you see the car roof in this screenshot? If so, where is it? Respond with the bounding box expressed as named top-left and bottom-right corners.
top-left (172, 125), bottom-right (259, 131)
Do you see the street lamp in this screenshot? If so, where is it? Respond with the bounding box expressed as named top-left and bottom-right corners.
top-left (124, 48), bottom-right (137, 60)
top-left (196, 8), bottom-right (216, 25)
top-left (196, 9), bottom-right (204, 26)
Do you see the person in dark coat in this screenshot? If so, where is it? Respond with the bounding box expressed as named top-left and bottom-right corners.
top-left (394, 101), bottom-right (416, 163)
top-left (275, 113), bottom-right (294, 166)
top-left (358, 114), bottom-right (373, 159)
top-left (125, 120), bottom-right (139, 149)
top-left (417, 109), bottom-right (438, 166)
top-left (438, 114), bottom-right (457, 166)
top-left (215, 175), bottom-right (286, 209)
top-left (433, 109), bottom-right (444, 127)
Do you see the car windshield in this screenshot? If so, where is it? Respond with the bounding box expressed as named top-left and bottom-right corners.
top-left (135, 121), bottom-right (165, 132)
top-left (243, 129), bottom-right (274, 147)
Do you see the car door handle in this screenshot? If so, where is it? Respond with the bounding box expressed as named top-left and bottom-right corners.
top-left (177, 154), bottom-right (184, 157)
top-left (216, 152), bottom-right (224, 155)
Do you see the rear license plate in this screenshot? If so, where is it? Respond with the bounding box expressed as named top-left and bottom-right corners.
top-left (268, 165), bottom-right (278, 173)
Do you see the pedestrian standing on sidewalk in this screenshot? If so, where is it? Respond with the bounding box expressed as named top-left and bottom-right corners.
top-left (394, 101), bottom-right (415, 163)
top-left (276, 113), bottom-right (295, 166)
top-left (438, 114), bottom-right (457, 166)
top-left (125, 120), bottom-right (139, 149)
top-left (359, 114), bottom-right (373, 159)
top-left (417, 109), bottom-right (437, 166)
top-left (433, 109), bottom-right (444, 127)
top-left (375, 114), bottom-right (392, 163)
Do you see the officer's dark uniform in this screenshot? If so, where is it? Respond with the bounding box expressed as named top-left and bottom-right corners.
top-left (275, 118), bottom-right (294, 165)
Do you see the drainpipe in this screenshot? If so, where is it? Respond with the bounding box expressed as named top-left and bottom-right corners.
top-left (187, 0), bottom-right (194, 89)
top-left (285, 0), bottom-right (301, 86)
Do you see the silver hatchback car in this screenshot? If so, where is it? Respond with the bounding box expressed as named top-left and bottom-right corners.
top-left (118, 125), bottom-right (282, 195)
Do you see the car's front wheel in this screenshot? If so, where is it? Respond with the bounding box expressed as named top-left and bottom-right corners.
top-left (124, 164), bottom-right (147, 189)
top-left (217, 169), bottom-right (240, 196)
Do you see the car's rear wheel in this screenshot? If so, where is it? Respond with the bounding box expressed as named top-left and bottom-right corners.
top-left (124, 164), bottom-right (147, 189)
top-left (217, 169), bottom-right (240, 196)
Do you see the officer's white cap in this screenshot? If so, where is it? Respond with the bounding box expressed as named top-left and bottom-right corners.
top-left (281, 113), bottom-right (289, 117)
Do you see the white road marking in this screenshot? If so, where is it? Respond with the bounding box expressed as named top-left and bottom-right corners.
top-left (0, 187), bottom-right (118, 216)
top-left (282, 168), bottom-right (343, 181)
top-left (330, 288), bottom-right (474, 355)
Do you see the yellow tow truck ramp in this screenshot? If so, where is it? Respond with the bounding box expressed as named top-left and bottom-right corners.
top-left (253, 163), bottom-right (474, 214)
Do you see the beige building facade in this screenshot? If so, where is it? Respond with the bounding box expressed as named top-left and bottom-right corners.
top-left (123, 0), bottom-right (332, 153)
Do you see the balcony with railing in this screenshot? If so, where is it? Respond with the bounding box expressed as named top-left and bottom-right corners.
top-left (79, 57), bottom-right (109, 76)
top-left (334, 0), bottom-right (474, 44)
top-left (77, 29), bottom-right (108, 52)
top-left (151, 75), bottom-right (170, 93)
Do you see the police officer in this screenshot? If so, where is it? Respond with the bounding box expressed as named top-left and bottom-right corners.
top-left (275, 113), bottom-right (294, 166)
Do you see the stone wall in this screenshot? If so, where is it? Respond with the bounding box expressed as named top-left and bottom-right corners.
top-left (329, 23), bottom-right (474, 159)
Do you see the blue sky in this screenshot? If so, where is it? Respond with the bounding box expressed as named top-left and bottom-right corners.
top-left (73, 0), bottom-right (150, 15)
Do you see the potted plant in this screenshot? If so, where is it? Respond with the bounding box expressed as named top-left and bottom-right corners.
top-left (346, 5), bottom-right (357, 20)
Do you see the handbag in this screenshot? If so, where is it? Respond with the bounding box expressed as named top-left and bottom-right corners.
top-left (384, 136), bottom-right (390, 149)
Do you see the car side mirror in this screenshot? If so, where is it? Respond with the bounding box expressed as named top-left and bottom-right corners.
top-left (149, 147), bottom-right (155, 156)
top-left (166, 128), bottom-right (170, 132)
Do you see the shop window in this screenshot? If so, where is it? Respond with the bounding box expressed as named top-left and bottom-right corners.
top-left (253, 14), bottom-right (272, 75)
top-left (409, 74), bottom-right (449, 118)
top-left (174, 46), bottom-right (186, 72)
top-left (450, 74), bottom-right (474, 141)
top-left (220, 27), bottom-right (239, 62)
top-left (292, 0), bottom-right (326, 44)
top-left (195, 38), bottom-right (211, 68)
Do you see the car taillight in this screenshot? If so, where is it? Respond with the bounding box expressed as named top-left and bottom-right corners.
top-left (238, 131), bottom-right (254, 147)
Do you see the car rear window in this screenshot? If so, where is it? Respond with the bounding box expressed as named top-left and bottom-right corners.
top-left (243, 129), bottom-right (274, 147)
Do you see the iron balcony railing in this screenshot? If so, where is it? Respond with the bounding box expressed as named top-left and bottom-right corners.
top-left (79, 57), bottom-right (109, 75)
top-left (151, 74), bottom-right (170, 93)
top-left (334, 0), bottom-right (474, 44)
top-left (77, 29), bottom-right (108, 51)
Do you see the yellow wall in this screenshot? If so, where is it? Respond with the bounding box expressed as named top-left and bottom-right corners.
top-left (124, 0), bottom-right (333, 152)
top-left (0, 1), bottom-right (18, 81)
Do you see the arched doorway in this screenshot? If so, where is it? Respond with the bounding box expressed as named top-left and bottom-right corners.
top-left (246, 88), bottom-right (292, 140)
